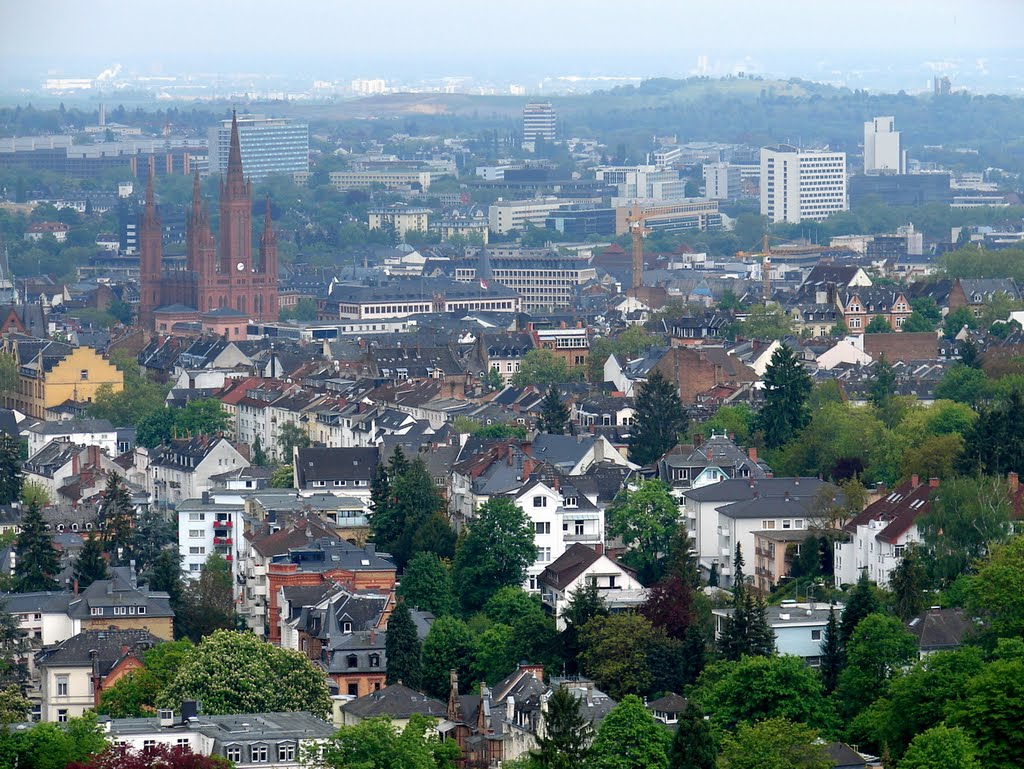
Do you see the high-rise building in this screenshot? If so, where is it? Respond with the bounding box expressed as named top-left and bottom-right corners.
top-left (138, 111), bottom-right (279, 330)
top-left (522, 102), bottom-right (556, 149)
top-left (207, 114), bottom-right (308, 180)
top-left (760, 145), bottom-right (847, 224)
top-left (864, 116), bottom-right (906, 174)
top-left (703, 162), bottom-right (742, 200)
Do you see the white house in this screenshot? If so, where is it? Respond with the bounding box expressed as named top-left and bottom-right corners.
top-left (538, 544), bottom-right (645, 629)
top-left (143, 436), bottom-right (250, 510)
top-left (175, 494), bottom-right (246, 580)
top-left (26, 418), bottom-right (117, 458)
top-left (815, 338), bottom-right (874, 371)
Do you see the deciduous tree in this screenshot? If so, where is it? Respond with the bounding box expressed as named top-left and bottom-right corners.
top-left (589, 694), bottom-right (671, 769)
top-left (718, 718), bottom-right (831, 769)
top-left (605, 479), bottom-right (680, 582)
top-left (420, 616), bottom-right (475, 700)
top-left (398, 552), bottom-right (454, 617)
top-left (834, 613), bottom-right (918, 722)
top-left (67, 742), bottom-right (231, 769)
top-left (900, 726), bottom-right (981, 769)
top-left (175, 553), bottom-right (234, 643)
top-left (453, 497), bottom-right (535, 613)
top-left (317, 713), bottom-right (460, 769)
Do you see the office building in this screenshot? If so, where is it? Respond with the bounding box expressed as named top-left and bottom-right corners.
top-left (615, 200), bottom-right (722, 236)
top-left (455, 247), bottom-right (597, 311)
top-left (760, 145), bottom-right (848, 224)
top-left (207, 114), bottom-right (308, 180)
top-left (849, 173), bottom-right (951, 209)
top-left (523, 102), bottom-right (556, 148)
top-left (596, 165), bottom-right (685, 202)
top-left (545, 206), bottom-right (616, 238)
top-left (864, 116), bottom-right (906, 174)
top-left (487, 197), bottom-right (597, 234)
top-left (328, 170), bottom-right (433, 192)
top-left (703, 162), bottom-right (742, 200)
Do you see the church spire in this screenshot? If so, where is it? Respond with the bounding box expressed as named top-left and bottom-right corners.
top-left (143, 171), bottom-right (159, 227)
top-left (226, 109), bottom-right (244, 183)
top-left (262, 197), bottom-right (276, 245)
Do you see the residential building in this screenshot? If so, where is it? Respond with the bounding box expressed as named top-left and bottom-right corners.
top-left (522, 102), bottom-right (556, 148)
top-left (456, 247), bottom-right (598, 312)
top-left (657, 433), bottom-right (768, 493)
top-left (478, 332), bottom-right (534, 384)
top-left (25, 221), bottom-right (70, 242)
top-left (1, 339), bottom-right (123, 419)
top-left (367, 204), bottom-right (430, 240)
top-left (838, 287), bottom-right (913, 333)
top-left (538, 544), bottom-right (645, 630)
top-left (107, 707), bottom-right (335, 767)
top-left (760, 145), bottom-right (847, 224)
top-left (23, 443), bottom-right (123, 502)
top-left (339, 683), bottom-right (448, 728)
top-left (648, 693), bottom-right (688, 725)
top-left (176, 495), bottom-right (245, 579)
top-left (713, 600), bottom-right (841, 665)
top-left (26, 418), bottom-right (117, 459)
top-left (907, 607), bottom-right (974, 657)
top-left (143, 436), bottom-right (251, 510)
top-left (292, 447), bottom-right (378, 499)
top-left (703, 162), bottom-right (742, 200)
top-left (863, 116), bottom-right (906, 174)
top-left (753, 529), bottom-right (819, 593)
top-left (37, 629), bottom-right (160, 722)
top-left (207, 114), bottom-right (309, 180)
top-left (488, 197), bottom-right (597, 234)
top-left (533, 327), bottom-right (590, 372)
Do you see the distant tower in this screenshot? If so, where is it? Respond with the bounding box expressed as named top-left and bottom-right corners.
top-left (137, 173), bottom-right (162, 330)
top-left (218, 111), bottom-right (253, 297)
top-left (863, 116), bottom-right (906, 175)
top-left (258, 198), bottom-right (279, 320)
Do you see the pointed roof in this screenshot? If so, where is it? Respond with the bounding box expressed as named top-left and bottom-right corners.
top-left (477, 245), bottom-right (493, 282)
top-left (143, 172), bottom-right (159, 227)
top-left (227, 109), bottom-right (244, 177)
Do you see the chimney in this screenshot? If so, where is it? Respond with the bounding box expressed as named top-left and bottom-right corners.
top-left (370, 629), bottom-right (376, 645)
top-left (784, 491), bottom-right (790, 501)
top-left (73, 578), bottom-right (79, 595)
top-left (1010, 472), bottom-right (1020, 493)
top-left (506, 695), bottom-right (515, 721)
top-left (202, 490), bottom-right (210, 505)
top-left (593, 543), bottom-right (604, 556)
top-left (765, 472), bottom-right (774, 479)
top-left (911, 474), bottom-right (919, 487)
top-left (72, 449), bottom-right (80, 476)
top-left (929, 477), bottom-right (939, 488)
top-left (748, 447), bottom-right (758, 463)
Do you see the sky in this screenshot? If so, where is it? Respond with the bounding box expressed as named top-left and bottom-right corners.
top-left (2, 0), bottom-right (1023, 91)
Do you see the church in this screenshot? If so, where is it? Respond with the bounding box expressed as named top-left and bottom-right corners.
top-left (138, 111), bottom-right (279, 332)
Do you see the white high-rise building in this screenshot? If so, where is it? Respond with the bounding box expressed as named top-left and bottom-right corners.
top-left (523, 102), bottom-right (556, 149)
top-left (864, 116), bottom-right (906, 174)
top-left (760, 145), bottom-right (847, 224)
top-left (703, 162), bottom-right (742, 200)
top-left (207, 114), bottom-right (309, 180)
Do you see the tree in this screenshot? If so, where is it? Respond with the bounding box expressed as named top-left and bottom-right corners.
top-left (901, 311), bottom-right (936, 332)
top-left (948, 655), bottom-right (1024, 769)
top-left (420, 616), bottom-right (475, 700)
top-left (959, 336), bottom-right (982, 368)
top-left (383, 458), bottom-right (453, 570)
top-left (98, 639), bottom-right (194, 718)
top-left (175, 553), bottom-right (235, 643)
top-left (889, 545), bottom-right (928, 620)
top-left (691, 655), bottom-right (832, 733)
top-left (66, 743), bottom-right (231, 769)
top-left (173, 399), bottom-right (230, 438)
top-left (718, 718), bottom-right (831, 769)
top-left (629, 371), bottom-right (688, 466)
top-left (717, 545), bottom-right (772, 660)
top-left (579, 613), bottom-right (658, 700)
top-left (959, 390), bottom-right (1024, 474)
top-left (318, 713), bottom-right (460, 769)
top-left (668, 701), bottom-right (716, 769)
top-left (641, 572), bottom-right (694, 642)
top-left (0, 684), bottom-right (30, 726)
top-left (0, 599), bottom-right (30, 693)
top-left (398, 552), bottom-right (454, 617)
top-left (136, 408), bottom-right (177, 449)
top-left (277, 421), bottom-right (310, 460)
top-left (145, 548), bottom-right (184, 608)
top-left (97, 473), bottom-right (135, 566)
top-left (559, 582), bottom-right (607, 676)
top-left (838, 570), bottom-right (879, 649)
top-left (158, 630), bottom-right (331, 718)
top-left (605, 479), bottom-right (680, 582)
top-left (270, 465), bottom-right (294, 488)
top-left (132, 507), bottom-right (176, 577)
top-left (251, 435), bottom-right (267, 466)
top-left (73, 534), bottom-right (109, 589)
top-left (868, 353), bottom-right (896, 421)
top-left (529, 685), bottom-right (594, 769)
top-left (819, 605), bottom-right (841, 694)
top-left (13, 501), bottom-right (60, 592)
top-left (0, 432), bottom-right (23, 505)
top-left (934, 365), bottom-right (989, 406)
top-left (757, 345), bottom-right (811, 449)
top-left (386, 601), bottom-right (422, 689)
top-left (453, 497), bottom-right (535, 613)
top-left (967, 534), bottom-right (1024, 646)
top-left (589, 694), bottom-right (671, 769)
top-left (865, 314), bottom-right (893, 333)
top-left (6, 713), bottom-right (108, 769)
top-left (899, 726), bottom-right (981, 769)
top-left (920, 475), bottom-right (1012, 586)
top-left (511, 349), bottom-right (580, 387)
top-left (834, 613), bottom-right (918, 722)
top-left (736, 303), bottom-right (795, 340)
top-left (538, 386), bottom-right (570, 435)
top-left (944, 307), bottom-right (976, 337)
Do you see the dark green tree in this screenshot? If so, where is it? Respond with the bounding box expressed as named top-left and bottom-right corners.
top-left (132, 507), bottom-right (176, 577)
top-left (98, 473), bottom-right (135, 566)
top-left (589, 694), bottom-right (671, 769)
top-left (72, 534), bottom-right (109, 589)
top-left (454, 497), bottom-right (535, 613)
top-left (0, 433), bottom-right (23, 505)
top-left (277, 421), bottom-right (310, 460)
top-left (834, 613), bottom-right (918, 723)
top-left (251, 436), bottom-right (267, 467)
top-left (959, 391), bottom-right (1024, 475)
top-left (0, 599), bottom-right (30, 690)
top-left (868, 353), bottom-right (897, 422)
top-left (865, 315), bottom-right (894, 334)
top-left (388, 445), bottom-right (410, 478)
top-left (175, 553), bottom-right (235, 643)
top-left (605, 479), bottom-right (680, 582)
top-left (389, 458), bottom-right (451, 569)
top-left (144, 548), bottom-right (184, 610)
top-left (560, 582), bottom-right (607, 675)
top-left (959, 338), bottom-right (982, 368)
top-left (839, 570), bottom-right (879, 652)
top-left (538, 386), bottom-right (570, 435)
top-left (747, 597), bottom-right (776, 657)
top-left (629, 371), bottom-right (688, 466)
top-left (385, 600), bottom-right (422, 689)
top-left (756, 345), bottom-right (812, 449)
top-left (13, 501), bottom-right (61, 592)
top-left (718, 545), bottom-right (749, 661)
top-left (398, 552), bottom-right (454, 617)
top-left (890, 545), bottom-right (929, 620)
top-left (369, 460), bottom-right (391, 520)
top-left (420, 616), bottom-right (475, 699)
top-left (135, 408), bottom-right (177, 448)
top-left (529, 685), bottom-right (594, 769)
top-left (668, 701), bottom-right (716, 769)
top-left (819, 605), bottom-right (842, 695)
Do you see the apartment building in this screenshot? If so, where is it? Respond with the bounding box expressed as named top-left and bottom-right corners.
top-left (760, 145), bottom-right (847, 224)
top-left (367, 204), bottom-right (430, 240)
top-left (328, 170), bottom-right (432, 191)
top-left (455, 248), bottom-right (597, 311)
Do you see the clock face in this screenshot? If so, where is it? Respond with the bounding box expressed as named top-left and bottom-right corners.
top-left (236, 262), bottom-right (245, 272)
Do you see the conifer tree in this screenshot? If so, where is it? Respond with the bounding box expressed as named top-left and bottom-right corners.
top-left (0, 432), bottom-right (23, 506)
top-left (251, 436), bottom-right (267, 466)
top-left (388, 445), bottom-right (409, 478)
top-left (538, 385), bottom-right (570, 435)
top-left (668, 701), bottom-right (716, 769)
top-left (531, 685), bottom-right (594, 768)
top-left (13, 501), bottom-right (61, 592)
top-left (0, 599), bottom-right (30, 689)
top-left (718, 545), bottom-right (749, 661)
top-left (385, 600), bottom-right (422, 689)
top-left (98, 474), bottom-right (135, 566)
top-left (747, 597), bottom-right (776, 657)
top-left (73, 534), bottom-right (109, 589)
top-left (629, 371), bottom-right (688, 466)
top-left (839, 570), bottom-right (879, 653)
top-left (819, 605), bottom-right (842, 694)
top-left (756, 344), bottom-right (812, 449)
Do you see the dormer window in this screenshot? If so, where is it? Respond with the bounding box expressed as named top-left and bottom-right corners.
top-left (343, 621), bottom-right (352, 633)
top-left (369, 654), bottom-right (381, 668)
top-left (346, 654), bottom-right (358, 668)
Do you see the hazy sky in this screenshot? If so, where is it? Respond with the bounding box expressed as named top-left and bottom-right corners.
top-left (3, 0), bottom-right (1023, 87)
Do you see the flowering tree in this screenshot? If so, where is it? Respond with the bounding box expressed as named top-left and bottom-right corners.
top-left (67, 743), bottom-right (230, 769)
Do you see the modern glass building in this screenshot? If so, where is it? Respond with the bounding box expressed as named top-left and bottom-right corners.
top-left (207, 115), bottom-right (309, 180)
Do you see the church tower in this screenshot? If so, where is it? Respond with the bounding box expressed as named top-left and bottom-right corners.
top-left (257, 197), bottom-right (279, 320)
top-left (137, 173), bottom-right (162, 330)
top-left (218, 111), bottom-right (253, 313)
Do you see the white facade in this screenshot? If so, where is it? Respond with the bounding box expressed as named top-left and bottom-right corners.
top-left (176, 497), bottom-right (245, 580)
top-left (863, 116), bottom-right (906, 175)
top-left (208, 115), bottom-right (309, 181)
top-left (703, 162), bottom-right (742, 200)
top-left (27, 424), bottom-right (117, 459)
top-left (540, 553), bottom-right (645, 630)
top-left (596, 165), bottom-right (684, 201)
top-left (488, 198), bottom-right (594, 234)
top-left (39, 662), bottom-right (94, 723)
top-left (834, 517), bottom-right (920, 588)
top-left (760, 146), bottom-right (847, 224)
top-left (523, 102), bottom-right (556, 145)
top-left (144, 439), bottom-right (250, 510)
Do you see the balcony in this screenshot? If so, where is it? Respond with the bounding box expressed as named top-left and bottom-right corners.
top-left (213, 537), bottom-right (234, 546)
top-left (563, 532), bottom-right (601, 544)
top-left (214, 519), bottom-right (233, 528)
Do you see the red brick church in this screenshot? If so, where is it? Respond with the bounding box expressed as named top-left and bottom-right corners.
top-left (138, 111), bottom-right (279, 332)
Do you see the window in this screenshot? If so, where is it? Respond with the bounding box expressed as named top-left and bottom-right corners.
top-left (190, 563), bottom-right (201, 572)
top-left (278, 743), bottom-right (296, 762)
top-left (534, 522), bottom-right (550, 535)
top-left (80, 369), bottom-right (89, 381)
top-left (574, 520), bottom-right (585, 536)
top-left (177, 738), bottom-right (190, 747)
top-left (761, 520), bottom-right (776, 530)
top-left (189, 546), bottom-right (206, 555)
top-left (811, 629), bottom-right (822, 641)
top-left (369, 654), bottom-right (381, 668)
top-left (225, 745), bottom-right (242, 762)
top-left (346, 654), bottom-right (358, 668)
top-left (536, 547), bottom-right (551, 563)
top-left (57, 709), bottom-right (68, 723)
top-left (138, 606), bottom-right (146, 615)
top-left (893, 544), bottom-right (906, 558)
top-left (90, 607), bottom-right (103, 616)
top-left (189, 529), bottom-right (203, 538)
top-left (251, 744), bottom-right (269, 763)
top-left (782, 520), bottom-right (792, 529)
top-left (533, 496), bottom-right (547, 508)
top-left (143, 740), bottom-right (157, 750)
top-left (188, 513), bottom-right (205, 521)
top-left (348, 683), bottom-right (359, 696)
top-left (56, 675), bottom-right (68, 696)
top-left (343, 621), bottom-right (352, 633)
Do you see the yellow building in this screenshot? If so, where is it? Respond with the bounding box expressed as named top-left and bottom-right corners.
top-left (367, 204), bottom-right (430, 240)
top-left (1, 339), bottom-right (123, 419)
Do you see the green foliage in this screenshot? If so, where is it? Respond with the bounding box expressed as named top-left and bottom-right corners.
top-left (628, 370), bottom-right (688, 466)
top-left (901, 311), bottom-right (936, 332)
top-left (967, 534), bottom-right (1024, 647)
top-left (718, 718), bottom-right (831, 769)
top-left (98, 639), bottom-right (194, 718)
top-left (865, 314), bottom-right (893, 334)
top-left (450, 417), bottom-right (528, 439)
top-left (279, 297), bottom-right (318, 322)
top-left (668, 700), bottom-right (716, 769)
top-left (559, 582), bottom-right (608, 676)
top-left (20, 479), bottom-right (51, 507)
top-left (97, 474), bottom-right (135, 566)
top-left (757, 345), bottom-right (811, 450)
top-left (135, 408), bottom-right (177, 449)
top-left (947, 655), bottom-right (1024, 769)
top-left (588, 325), bottom-right (657, 381)
top-left (385, 601), bottom-right (422, 689)
top-left (529, 685), bottom-right (594, 769)
top-left (834, 613), bottom-right (918, 723)
top-left (605, 479), bottom-right (680, 582)
top-left (944, 307), bottom-right (976, 337)
top-left (934, 365), bottom-right (989, 406)
top-left (735, 303), bottom-right (794, 341)
top-left (838, 571), bottom-right (880, 648)
top-left (511, 349), bottom-right (583, 387)
top-left (579, 613), bottom-right (659, 700)
top-left (420, 616), bottom-right (475, 700)
top-left (398, 552), bottom-right (454, 617)
top-left (174, 553), bottom-right (235, 643)
top-left (589, 694), bottom-right (671, 769)
top-left (158, 630), bottom-right (331, 719)
top-left (13, 501), bottom-right (60, 592)
top-left (691, 655), bottom-right (833, 734)
top-left (270, 465), bottom-right (294, 488)
top-left (72, 534), bottom-right (109, 589)
top-left (0, 684), bottom-right (30, 726)
top-left (453, 497), bottom-right (535, 614)
top-left (889, 545), bottom-right (929, 620)
top-left (900, 726), bottom-right (981, 769)
top-left (373, 457), bottom-right (454, 570)
top-left (317, 713), bottom-right (460, 769)
top-left (88, 379), bottom-right (169, 429)
top-left (5, 712), bottom-right (108, 769)
top-left (538, 386), bottom-right (570, 435)
top-left (941, 245), bottom-right (1024, 283)
top-left (0, 432), bottom-right (24, 506)
top-left (694, 404), bottom-right (756, 445)
top-left (251, 435), bottom-right (267, 466)
top-left (718, 545), bottom-right (774, 661)
top-left (959, 391), bottom-right (1024, 475)
top-left (276, 421), bottom-right (310, 460)
top-left (819, 605), bottom-right (841, 695)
